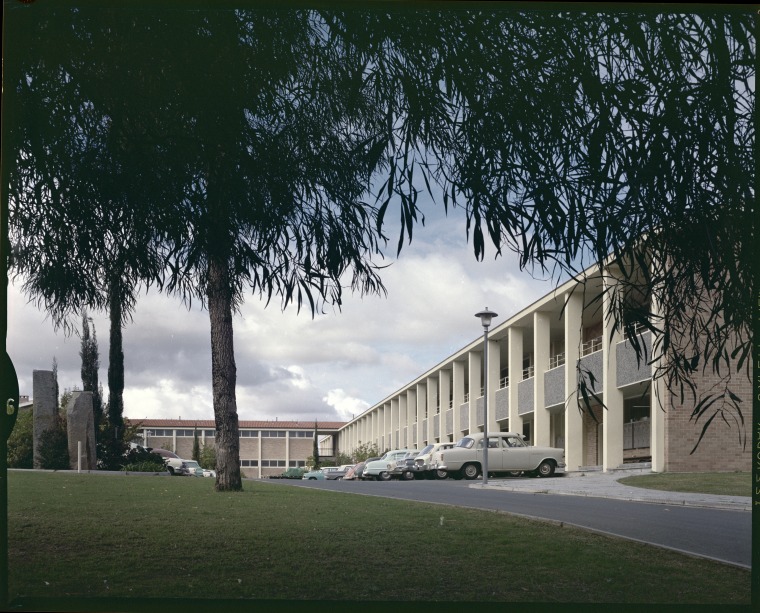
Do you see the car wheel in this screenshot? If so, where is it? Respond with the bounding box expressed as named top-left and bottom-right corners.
top-left (507, 471), bottom-right (523, 478)
top-left (537, 460), bottom-right (555, 478)
top-left (461, 463), bottom-right (480, 480)
top-left (167, 466), bottom-right (175, 476)
top-left (434, 469), bottom-right (448, 480)
top-left (401, 470), bottom-right (415, 481)
top-left (308, 477), bottom-right (317, 480)
top-left (378, 471), bottom-right (392, 481)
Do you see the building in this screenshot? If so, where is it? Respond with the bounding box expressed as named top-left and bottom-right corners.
top-left (131, 419), bottom-right (345, 478)
top-left (335, 262), bottom-right (751, 474)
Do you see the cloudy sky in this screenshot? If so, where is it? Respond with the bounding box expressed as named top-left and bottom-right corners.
top-left (8, 198), bottom-right (556, 424)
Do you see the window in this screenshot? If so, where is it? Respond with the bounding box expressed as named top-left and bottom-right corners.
top-left (240, 430), bottom-right (259, 438)
top-left (455, 437), bottom-right (474, 449)
top-left (176, 429), bottom-right (195, 437)
top-left (261, 460), bottom-right (286, 467)
top-left (150, 429), bottom-right (172, 437)
top-left (288, 460), bottom-right (306, 467)
top-left (203, 430), bottom-right (215, 438)
top-left (290, 431), bottom-right (312, 438)
top-left (240, 460), bottom-right (259, 467)
top-left (261, 430), bottom-right (286, 438)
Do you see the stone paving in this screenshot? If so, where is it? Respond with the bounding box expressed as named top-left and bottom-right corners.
top-left (471, 468), bottom-right (752, 511)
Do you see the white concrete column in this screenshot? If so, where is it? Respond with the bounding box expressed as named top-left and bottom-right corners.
top-left (258, 431), bottom-right (263, 478)
top-left (534, 311), bottom-right (551, 447)
top-left (426, 375), bottom-right (438, 442)
top-left (602, 266), bottom-right (625, 471)
top-left (468, 350), bottom-right (482, 433)
top-left (453, 360), bottom-right (466, 439)
top-left (650, 281), bottom-right (666, 472)
top-left (416, 382), bottom-right (426, 447)
top-left (487, 337), bottom-right (500, 434)
top-left (390, 398), bottom-right (399, 450)
top-left (508, 327), bottom-right (524, 435)
top-left (406, 388), bottom-right (416, 448)
top-left (439, 369), bottom-right (452, 441)
top-left (564, 289), bottom-right (584, 471)
top-left (399, 394), bottom-right (408, 448)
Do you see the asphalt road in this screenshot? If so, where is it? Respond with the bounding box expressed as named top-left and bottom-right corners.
top-left (264, 477), bottom-right (751, 569)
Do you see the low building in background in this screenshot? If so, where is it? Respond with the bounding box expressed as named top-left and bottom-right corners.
top-left (129, 419), bottom-right (345, 479)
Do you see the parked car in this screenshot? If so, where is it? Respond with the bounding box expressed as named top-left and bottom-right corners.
top-left (392, 451), bottom-right (420, 480)
top-left (323, 465), bottom-right (354, 480)
top-left (362, 450), bottom-right (413, 481)
top-left (343, 463), bottom-right (363, 480)
top-left (437, 432), bottom-right (565, 480)
top-left (411, 442), bottom-right (456, 479)
top-left (202, 468), bottom-right (216, 478)
top-left (279, 467), bottom-right (306, 479)
top-left (302, 468), bottom-right (326, 480)
top-left (181, 460), bottom-right (204, 477)
top-left (150, 449), bottom-right (185, 476)
top-left (344, 458), bottom-right (381, 480)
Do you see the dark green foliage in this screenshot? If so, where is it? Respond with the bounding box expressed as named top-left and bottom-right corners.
top-left (312, 421), bottom-right (320, 470)
top-left (6, 408), bottom-right (33, 468)
top-left (37, 414), bottom-right (69, 470)
top-left (192, 429), bottom-right (200, 462)
top-left (121, 461), bottom-right (167, 473)
top-left (96, 427), bottom-right (128, 472)
top-left (79, 312), bottom-right (103, 435)
top-left (199, 444), bottom-right (216, 471)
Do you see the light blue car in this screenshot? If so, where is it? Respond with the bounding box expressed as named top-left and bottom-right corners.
top-left (301, 468), bottom-right (326, 480)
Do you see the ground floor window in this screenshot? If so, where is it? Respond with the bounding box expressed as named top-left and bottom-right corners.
top-left (241, 460), bottom-right (259, 467)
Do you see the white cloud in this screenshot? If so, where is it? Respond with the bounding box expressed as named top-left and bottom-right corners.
top-left (323, 389), bottom-right (370, 422)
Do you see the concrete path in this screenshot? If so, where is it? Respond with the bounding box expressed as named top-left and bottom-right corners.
top-left (470, 469), bottom-right (752, 511)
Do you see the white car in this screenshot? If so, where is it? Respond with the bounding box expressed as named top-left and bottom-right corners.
top-left (180, 460), bottom-right (204, 477)
top-left (437, 432), bottom-right (565, 480)
top-left (361, 449), bottom-right (413, 481)
top-left (413, 442), bottom-right (456, 479)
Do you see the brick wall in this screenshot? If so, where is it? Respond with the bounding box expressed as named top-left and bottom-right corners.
top-left (664, 366), bottom-right (752, 472)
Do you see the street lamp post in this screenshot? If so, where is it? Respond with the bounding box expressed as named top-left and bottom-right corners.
top-left (475, 308), bottom-right (498, 485)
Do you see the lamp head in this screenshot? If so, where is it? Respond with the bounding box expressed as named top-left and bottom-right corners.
top-left (475, 307), bottom-right (498, 330)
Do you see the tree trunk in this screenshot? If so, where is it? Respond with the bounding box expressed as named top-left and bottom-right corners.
top-left (208, 255), bottom-right (242, 491)
top-left (107, 276), bottom-right (124, 433)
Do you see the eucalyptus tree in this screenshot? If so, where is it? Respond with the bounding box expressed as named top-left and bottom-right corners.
top-left (431, 10), bottom-right (755, 450)
top-left (6, 6), bottom-right (177, 442)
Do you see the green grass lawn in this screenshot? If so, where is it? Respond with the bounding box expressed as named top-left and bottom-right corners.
top-left (6, 471), bottom-right (750, 605)
top-left (617, 472), bottom-right (750, 496)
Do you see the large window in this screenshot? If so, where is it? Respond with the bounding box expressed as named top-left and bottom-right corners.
top-left (261, 431), bottom-right (286, 438)
top-left (149, 429), bottom-right (173, 437)
top-left (203, 430), bottom-right (214, 438)
top-left (262, 460), bottom-right (286, 467)
top-left (240, 460), bottom-right (259, 467)
top-left (240, 430), bottom-right (259, 438)
top-left (290, 431), bottom-right (312, 438)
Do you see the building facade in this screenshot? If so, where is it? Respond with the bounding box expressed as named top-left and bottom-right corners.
top-left (335, 264), bottom-right (751, 474)
top-left (133, 419), bottom-right (345, 478)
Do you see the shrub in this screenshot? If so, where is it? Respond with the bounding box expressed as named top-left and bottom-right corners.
top-left (7, 408), bottom-right (33, 468)
top-left (37, 415), bottom-right (70, 470)
top-left (121, 461), bottom-right (167, 473)
top-left (199, 444), bottom-right (216, 470)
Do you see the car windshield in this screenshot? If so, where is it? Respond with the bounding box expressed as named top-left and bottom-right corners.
top-left (185, 461), bottom-right (200, 468)
top-left (418, 445), bottom-right (434, 455)
top-left (455, 438), bottom-right (474, 449)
